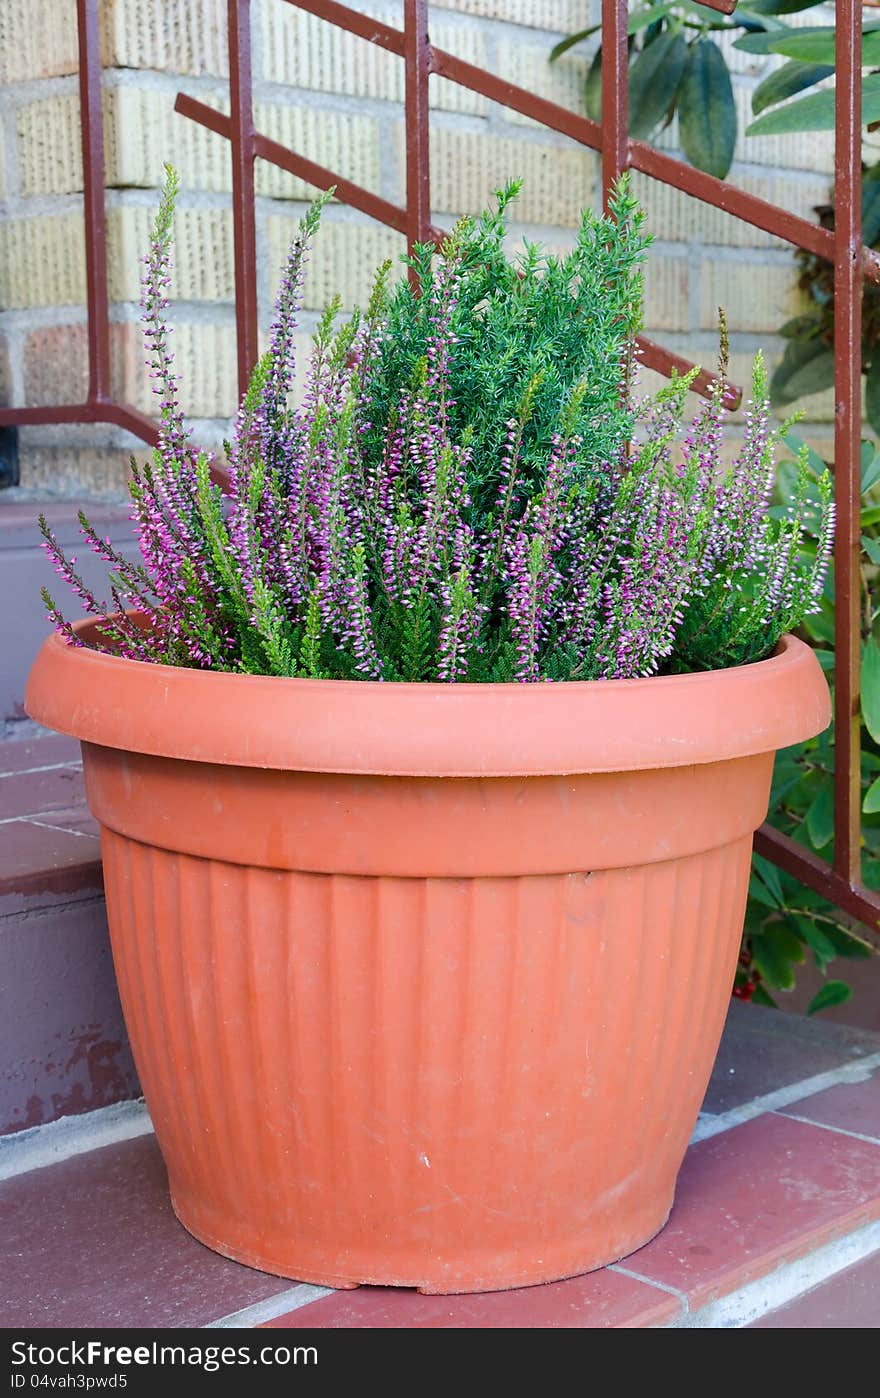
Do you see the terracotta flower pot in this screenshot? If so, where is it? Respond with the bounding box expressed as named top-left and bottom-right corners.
top-left (27, 621), bottom-right (829, 1293)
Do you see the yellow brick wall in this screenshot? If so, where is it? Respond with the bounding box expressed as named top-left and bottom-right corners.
top-left (0, 0), bottom-right (838, 495)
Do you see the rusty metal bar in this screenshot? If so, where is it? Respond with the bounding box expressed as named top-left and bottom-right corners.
top-left (78, 0), bottom-right (111, 402)
top-left (0, 0), bottom-right (158, 448)
top-left (755, 828), bottom-right (880, 948)
top-left (833, 0), bottom-right (864, 887)
top-left (403, 0), bottom-right (432, 273)
top-left (631, 140), bottom-right (880, 286)
top-left (600, 0), bottom-right (628, 209)
top-left (280, 0), bottom-right (880, 286)
top-left (174, 94), bottom-right (437, 242)
top-left (228, 0), bottom-right (260, 397)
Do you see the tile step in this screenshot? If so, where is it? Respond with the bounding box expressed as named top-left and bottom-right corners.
top-left (1, 1010), bottom-right (878, 1329)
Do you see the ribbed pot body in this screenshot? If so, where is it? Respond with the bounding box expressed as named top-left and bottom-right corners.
top-left (91, 749), bottom-right (757, 1291)
top-left (26, 628), bottom-right (831, 1292)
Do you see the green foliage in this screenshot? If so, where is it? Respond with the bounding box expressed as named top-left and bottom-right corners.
top-left (550, 0), bottom-right (828, 180)
top-left (361, 179), bottom-right (649, 501)
top-left (741, 436), bottom-right (880, 1011)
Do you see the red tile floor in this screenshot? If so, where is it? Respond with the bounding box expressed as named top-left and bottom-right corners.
top-left (2, 732), bottom-right (880, 1328)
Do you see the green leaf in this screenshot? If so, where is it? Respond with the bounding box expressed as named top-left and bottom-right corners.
top-left (627, 3), bottom-right (679, 35)
top-left (807, 980), bottom-right (853, 1015)
top-left (822, 925), bottom-right (874, 959)
top-left (762, 26), bottom-right (880, 66)
top-left (789, 915), bottom-right (837, 968)
top-left (863, 177), bottom-right (880, 248)
top-left (802, 603), bottom-right (834, 645)
top-left (584, 46), bottom-right (603, 121)
top-left (752, 852), bottom-right (785, 906)
top-left (549, 4), bottom-right (678, 60)
top-left (751, 60), bottom-right (833, 118)
top-left (805, 780), bottom-right (834, 849)
top-left (746, 0), bottom-right (835, 14)
top-left (751, 983), bottom-right (779, 1008)
top-left (735, 29), bottom-right (798, 55)
top-left (677, 39), bottom-right (737, 179)
top-left (549, 25), bottom-right (599, 63)
top-left (629, 31), bottom-right (689, 139)
top-left (747, 74), bottom-right (880, 138)
top-left (863, 638), bottom-right (880, 744)
top-left (752, 925), bottom-right (805, 990)
top-left (771, 338), bottom-right (835, 405)
top-left (782, 429), bottom-right (828, 476)
top-left (862, 440), bottom-right (880, 495)
top-left (862, 535), bottom-right (880, 566)
top-left (748, 874), bottom-right (780, 910)
top-left (777, 311), bottom-right (823, 340)
top-left (867, 358), bottom-right (880, 439)
top-left (865, 774), bottom-right (880, 814)
top-left (814, 649), bottom-right (835, 672)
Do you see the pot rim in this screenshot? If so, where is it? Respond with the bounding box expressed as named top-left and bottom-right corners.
top-left (25, 617), bottom-right (831, 777)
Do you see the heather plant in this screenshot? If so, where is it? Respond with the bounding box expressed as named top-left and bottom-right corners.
top-left (40, 166), bottom-right (832, 684)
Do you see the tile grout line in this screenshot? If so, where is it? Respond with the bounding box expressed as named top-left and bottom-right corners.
top-left (0, 762), bottom-right (82, 779)
top-left (20, 818), bottom-right (96, 839)
top-left (206, 1285), bottom-right (333, 1329)
top-left (692, 1051), bottom-right (880, 1142)
top-left (5, 1052), bottom-right (880, 1184)
top-left (608, 1264), bottom-right (689, 1315)
top-left (0, 1099), bottom-right (153, 1181)
top-left (773, 1110), bottom-right (880, 1149)
top-left (666, 1218), bottom-right (880, 1328)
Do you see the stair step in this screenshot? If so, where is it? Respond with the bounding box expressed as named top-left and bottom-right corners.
top-left (0, 730), bottom-right (138, 1136)
top-left (0, 1003), bottom-right (878, 1328)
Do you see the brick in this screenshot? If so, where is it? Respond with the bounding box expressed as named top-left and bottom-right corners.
top-left (111, 318), bottom-right (239, 420)
top-left (17, 94), bottom-right (85, 196)
top-left (0, 0), bottom-right (78, 83)
top-left (431, 0), bottom-right (591, 31)
top-left (643, 256), bottom-right (690, 333)
top-left (751, 1250), bottom-right (880, 1328)
top-left (0, 215), bottom-right (86, 309)
top-left (268, 215), bottom-right (406, 310)
top-left (254, 104), bottom-right (381, 202)
top-left (260, 1), bottom-right (487, 115)
top-left (730, 83), bottom-right (834, 175)
top-left (780, 1072), bottom-right (880, 1142)
top-left (0, 337), bottom-right (10, 408)
top-left (108, 204), bottom-right (235, 302)
top-left (18, 445), bottom-right (136, 499)
top-left (699, 258), bottom-right (806, 334)
top-left (0, 1135), bottom-right (296, 1327)
top-left (0, 766), bottom-right (86, 822)
top-left (106, 87), bottom-right (229, 191)
top-left (98, 88), bottom-right (381, 200)
top-left (0, 819), bottom-right (100, 900)
top-left (428, 127), bottom-right (594, 222)
top-left (633, 172), bottom-right (830, 253)
top-left (627, 1113), bottom-right (880, 1309)
top-left (705, 1000), bottom-right (880, 1116)
top-left (0, 735), bottom-right (82, 777)
top-left (23, 325), bottom-right (89, 407)
top-left (497, 40), bottom-right (593, 130)
top-left (103, 0), bottom-right (228, 77)
top-left (266, 1268), bottom-right (679, 1329)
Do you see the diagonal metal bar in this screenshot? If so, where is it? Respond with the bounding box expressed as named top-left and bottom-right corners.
top-left (282, 0), bottom-right (880, 283)
top-left (173, 94), bottom-right (435, 241)
top-left (755, 827), bottom-right (880, 945)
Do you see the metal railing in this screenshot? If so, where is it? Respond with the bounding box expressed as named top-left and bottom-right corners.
top-left (1, 0), bottom-right (877, 942)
